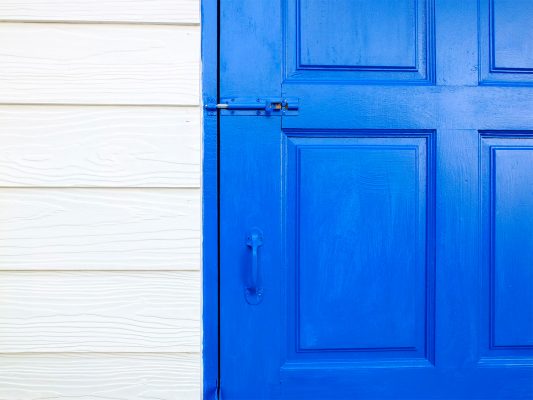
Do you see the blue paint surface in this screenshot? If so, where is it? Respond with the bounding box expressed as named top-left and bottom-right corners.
top-left (201, 0), bottom-right (219, 397)
top-left (216, 0), bottom-right (533, 398)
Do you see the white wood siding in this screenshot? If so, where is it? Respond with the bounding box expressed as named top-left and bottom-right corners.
top-left (0, 354), bottom-right (200, 399)
top-left (0, 23), bottom-right (200, 105)
top-left (0, 1), bottom-right (202, 398)
top-left (0, 0), bottom-right (199, 24)
top-left (0, 189), bottom-right (200, 270)
top-left (0, 106), bottom-right (201, 187)
top-left (0, 271), bottom-right (200, 352)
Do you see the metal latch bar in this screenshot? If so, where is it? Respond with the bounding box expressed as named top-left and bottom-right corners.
top-left (205, 97), bottom-right (299, 116)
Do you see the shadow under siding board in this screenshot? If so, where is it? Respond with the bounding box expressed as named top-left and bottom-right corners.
top-left (0, 23), bottom-right (200, 105)
top-left (0, 270), bottom-right (200, 353)
top-left (0, 105), bottom-right (201, 187)
top-left (0, 188), bottom-right (201, 270)
top-left (0, 353), bottom-right (201, 400)
top-left (0, 0), bottom-right (199, 24)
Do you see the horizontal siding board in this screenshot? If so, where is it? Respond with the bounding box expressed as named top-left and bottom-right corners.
top-left (0, 189), bottom-right (200, 270)
top-left (0, 271), bottom-right (200, 352)
top-left (0, 353), bottom-right (200, 399)
top-left (0, 106), bottom-right (201, 187)
top-left (0, 0), bottom-right (199, 24)
top-left (0, 23), bottom-right (200, 105)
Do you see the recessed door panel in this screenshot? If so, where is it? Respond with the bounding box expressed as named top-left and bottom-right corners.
top-left (285, 133), bottom-right (435, 363)
top-left (299, 0), bottom-right (417, 69)
top-left (482, 134), bottom-right (533, 361)
top-left (285, 0), bottom-right (435, 83)
top-left (479, 0), bottom-right (533, 85)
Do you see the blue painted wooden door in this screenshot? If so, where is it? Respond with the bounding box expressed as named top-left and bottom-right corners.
top-left (219, 1), bottom-right (533, 398)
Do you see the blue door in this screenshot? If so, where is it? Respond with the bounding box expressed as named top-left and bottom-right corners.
top-left (219, 1), bottom-right (533, 398)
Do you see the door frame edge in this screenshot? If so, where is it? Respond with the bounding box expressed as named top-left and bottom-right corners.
top-left (201, 0), bottom-right (220, 398)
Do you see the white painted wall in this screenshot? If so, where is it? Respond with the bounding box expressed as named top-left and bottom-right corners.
top-left (0, 1), bottom-right (202, 398)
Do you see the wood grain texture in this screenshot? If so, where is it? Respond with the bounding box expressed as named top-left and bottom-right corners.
top-left (0, 23), bottom-right (200, 105)
top-left (0, 106), bottom-right (201, 187)
top-left (0, 271), bottom-right (200, 352)
top-left (0, 189), bottom-right (200, 270)
top-left (0, 353), bottom-right (200, 399)
top-left (0, 0), bottom-right (199, 24)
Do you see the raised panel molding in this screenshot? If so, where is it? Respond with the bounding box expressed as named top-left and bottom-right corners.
top-left (284, 130), bottom-right (436, 364)
top-left (284, 0), bottom-right (435, 84)
top-left (480, 132), bottom-right (533, 364)
top-left (479, 0), bottom-right (533, 85)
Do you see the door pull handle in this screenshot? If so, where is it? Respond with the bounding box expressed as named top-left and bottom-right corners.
top-left (245, 228), bottom-right (264, 305)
